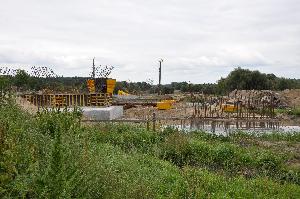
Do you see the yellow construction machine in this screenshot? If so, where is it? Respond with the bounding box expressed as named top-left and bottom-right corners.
top-left (157, 99), bottom-right (176, 110)
top-left (221, 101), bottom-right (238, 112)
top-left (117, 90), bottom-right (130, 96)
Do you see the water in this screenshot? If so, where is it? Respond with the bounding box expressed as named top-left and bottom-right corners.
top-left (170, 121), bottom-right (300, 136)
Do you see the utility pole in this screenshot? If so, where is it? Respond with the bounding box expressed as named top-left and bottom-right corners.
top-left (92, 57), bottom-right (95, 79)
top-left (158, 59), bottom-right (163, 95)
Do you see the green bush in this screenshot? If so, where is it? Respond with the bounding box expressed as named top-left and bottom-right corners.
top-left (159, 132), bottom-right (196, 167)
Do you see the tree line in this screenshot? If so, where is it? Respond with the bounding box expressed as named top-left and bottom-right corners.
top-left (1, 67), bottom-right (299, 95)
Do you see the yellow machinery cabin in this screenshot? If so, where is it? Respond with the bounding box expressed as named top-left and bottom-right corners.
top-left (87, 78), bottom-right (116, 94)
top-left (221, 102), bottom-right (238, 112)
top-left (106, 79), bottom-right (116, 94)
top-left (157, 100), bottom-right (175, 110)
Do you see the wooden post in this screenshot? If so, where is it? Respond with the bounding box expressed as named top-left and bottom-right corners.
top-left (152, 112), bottom-right (156, 132)
top-left (147, 117), bottom-right (150, 131)
top-left (211, 120), bottom-right (216, 133)
top-left (236, 100), bottom-right (239, 119)
top-left (190, 114), bottom-right (195, 129)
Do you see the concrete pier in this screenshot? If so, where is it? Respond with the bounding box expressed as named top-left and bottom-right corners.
top-left (82, 106), bottom-right (123, 120)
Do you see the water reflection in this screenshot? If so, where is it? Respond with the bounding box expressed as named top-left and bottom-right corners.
top-left (172, 120), bottom-right (300, 136)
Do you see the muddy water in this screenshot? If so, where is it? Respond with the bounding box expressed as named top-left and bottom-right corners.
top-left (170, 121), bottom-right (300, 135)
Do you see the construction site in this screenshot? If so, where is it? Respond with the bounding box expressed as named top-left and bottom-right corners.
top-left (2, 1), bottom-right (300, 197)
top-left (2, 65), bottom-right (300, 198)
top-left (6, 63), bottom-right (299, 134)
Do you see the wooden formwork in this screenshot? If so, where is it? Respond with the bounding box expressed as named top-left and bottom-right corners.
top-left (23, 93), bottom-right (112, 107)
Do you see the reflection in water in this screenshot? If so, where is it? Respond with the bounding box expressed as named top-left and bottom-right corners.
top-left (172, 120), bottom-right (300, 136)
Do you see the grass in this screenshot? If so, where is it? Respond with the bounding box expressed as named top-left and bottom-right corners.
top-left (0, 105), bottom-right (186, 198)
top-left (183, 167), bottom-right (300, 198)
top-left (1, 102), bottom-right (300, 198)
top-left (90, 125), bottom-right (299, 182)
top-left (275, 107), bottom-right (300, 117)
top-left (289, 108), bottom-right (300, 117)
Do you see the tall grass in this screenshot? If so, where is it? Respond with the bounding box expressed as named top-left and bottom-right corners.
top-left (1, 102), bottom-right (300, 198)
top-left (276, 107), bottom-right (300, 117)
top-left (183, 167), bottom-right (300, 198)
top-left (91, 125), bottom-right (300, 184)
top-left (0, 105), bottom-right (186, 198)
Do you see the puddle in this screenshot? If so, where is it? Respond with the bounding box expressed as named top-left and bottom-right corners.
top-left (167, 122), bottom-right (300, 136)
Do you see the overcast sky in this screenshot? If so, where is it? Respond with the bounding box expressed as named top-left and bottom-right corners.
top-left (0, 0), bottom-right (299, 83)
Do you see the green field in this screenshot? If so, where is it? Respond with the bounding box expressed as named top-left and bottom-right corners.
top-left (1, 101), bottom-right (300, 198)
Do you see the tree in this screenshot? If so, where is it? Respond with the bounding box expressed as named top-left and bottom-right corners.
top-left (0, 76), bottom-right (12, 104)
top-left (13, 70), bottom-right (30, 90)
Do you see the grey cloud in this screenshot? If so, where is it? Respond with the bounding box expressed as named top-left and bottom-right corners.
top-left (0, 0), bottom-right (299, 83)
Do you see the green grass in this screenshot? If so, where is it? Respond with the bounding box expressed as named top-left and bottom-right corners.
top-left (1, 102), bottom-right (300, 198)
top-left (275, 107), bottom-right (300, 117)
top-left (289, 108), bottom-right (300, 117)
top-left (89, 125), bottom-right (300, 183)
top-left (183, 167), bottom-right (300, 199)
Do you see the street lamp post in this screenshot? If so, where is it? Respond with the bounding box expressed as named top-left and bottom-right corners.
top-left (158, 59), bottom-right (163, 95)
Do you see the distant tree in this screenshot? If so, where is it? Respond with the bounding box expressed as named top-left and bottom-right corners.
top-left (0, 76), bottom-right (11, 92)
top-left (4, 66), bottom-right (300, 94)
top-left (13, 70), bottom-right (30, 90)
top-left (277, 78), bottom-right (292, 90)
top-left (0, 76), bottom-right (12, 104)
top-left (161, 85), bottom-right (174, 94)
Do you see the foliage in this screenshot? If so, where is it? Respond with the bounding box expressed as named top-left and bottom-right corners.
top-left (183, 167), bottom-right (300, 198)
top-left (158, 132), bottom-right (286, 176)
top-left (13, 70), bottom-right (30, 90)
top-left (3, 67), bottom-right (300, 95)
top-left (90, 124), bottom-right (300, 185)
top-left (0, 105), bottom-right (186, 198)
top-left (217, 67), bottom-right (300, 94)
top-left (0, 76), bottom-right (12, 105)
top-left (1, 103), bottom-right (300, 198)
top-left (287, 108), bottom-right (300, 117)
